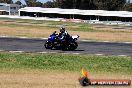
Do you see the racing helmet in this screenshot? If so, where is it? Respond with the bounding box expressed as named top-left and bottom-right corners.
top-left (60, 27), bottom-right (65, 33)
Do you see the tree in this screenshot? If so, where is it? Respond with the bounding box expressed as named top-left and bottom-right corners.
top-left (61, 0), bottom-right (73, 9)
top-left (36, 1), bottom-right (43, 7)
top-left (111, 0), bottom-right (126, 10)
top-left (54, 0), bottom-right (97, 9)
top-left (54, 0), bottom-right (126, 10)
top-left (94, 0), bottom-right (126, 10)
top-left (124, 3), bottom-right (132, 11)
top-left (52, 0), bottom-right (57, 7)
top-left (55, 0), bottom-right (64, 8)
top-left (79, 0), bottom-right (97, 10)
top-left (15, 1), bottom-right (22, 5)
top-left (25, 0), bottom-right (37, 7)
top-left (43, 1), bottom-right (55, 8)
top-left (0, 0), bottom-right (13, 4)
top-left (23, 0), bottom-right (126, 10)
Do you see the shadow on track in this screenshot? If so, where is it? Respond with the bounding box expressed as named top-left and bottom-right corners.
top-left (50, 48), bottom-right (84, 51)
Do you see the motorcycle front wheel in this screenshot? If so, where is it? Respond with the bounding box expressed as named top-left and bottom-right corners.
top-left (44, 41), bottom-right (54, 49)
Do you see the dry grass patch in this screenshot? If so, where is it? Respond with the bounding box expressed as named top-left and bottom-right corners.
top-left (0, 52), bottom-right (131, 88)
top-left (0, 21), bottom-right (132, 42)
top-left (0, 70), bottom-right (131, 88)
top-left (0, 26), bottom-right (56, 38)
top-left (0, 26), bottom-right (132, 42)
top-left (77, 32), bottom-right (132, 42)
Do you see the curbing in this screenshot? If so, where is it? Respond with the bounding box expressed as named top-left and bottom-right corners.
top-left (0, 50), bottom-right (129, 57)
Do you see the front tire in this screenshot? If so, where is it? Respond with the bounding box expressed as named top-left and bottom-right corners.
top-left (44, 41), bottom-right (53, 49)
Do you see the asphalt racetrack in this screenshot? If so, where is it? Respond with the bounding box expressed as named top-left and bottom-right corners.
top-left (0, 37), bottom-right (132, 56)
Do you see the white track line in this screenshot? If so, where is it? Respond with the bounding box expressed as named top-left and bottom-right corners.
top-left (72, 53), bottom-right (80, 55)
top-left (49, 52), bottom-right (57, 54)
top-left (38, 52), bottom-right (48, 54)
top-left (0, 36), bottom-right (9, 38)
top-left (81, 40), bottom-right (94, 42)
top-left (118, 55), bottom-right (127, 57)
top-left (95, 54), bottom-right (104, 56)
top-left (103, 41), bottom-right (111, 43)
top-left (124, 42), bottom-right (132, 44)
top-left (19, 37), bottom-right (29, 39)
top-left (39, 52), bottom-right (57, 54)
top-left (63, 53), bottom-right (80, 55)
top-left (9, 51), bottom-right (24, 53)
top-left (63, 53), bottom-right (71, 54)
top-left (2, 50), bottom-right (130, 56)
top-left (40, 38), bottom-right (48, 40)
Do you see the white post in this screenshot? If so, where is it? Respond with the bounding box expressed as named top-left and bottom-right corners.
top-left (18, 11), bottom-right (20, 16)
top-left (9, 5), bottom-right (11, 15)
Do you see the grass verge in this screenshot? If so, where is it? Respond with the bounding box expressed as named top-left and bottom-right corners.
top-left (0, 52), bottom-right (131, 75)
top-left (1, 18), bottom-right (132, 33)
top-left (0, 18), bottom-right (132, 42)
top-left (0, 21), bottom-right (132, 42)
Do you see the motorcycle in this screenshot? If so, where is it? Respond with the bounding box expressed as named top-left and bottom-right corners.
top-left (44, 32), bottom-right (79, 51)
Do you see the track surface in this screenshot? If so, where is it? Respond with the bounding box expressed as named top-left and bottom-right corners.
top-left (0, 37), bottom-right (132, 56)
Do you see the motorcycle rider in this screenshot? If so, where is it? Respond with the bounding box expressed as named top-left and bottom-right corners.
top-left (52, 31), bottom-right (58, 36)
top-left (58, 27), bottom-right (71, 42)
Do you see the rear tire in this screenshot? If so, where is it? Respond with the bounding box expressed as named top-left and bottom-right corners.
top-left (62, 44), bottom-right (70, 51)
top-left (70, 42), bottom-right (78, 50)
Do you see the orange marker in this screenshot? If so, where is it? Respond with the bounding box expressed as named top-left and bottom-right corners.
top-left (79, 68), bottom-right (131, 86)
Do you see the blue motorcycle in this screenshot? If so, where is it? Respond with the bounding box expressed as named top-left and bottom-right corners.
top-left (44, 32), bottom-right (79, 50)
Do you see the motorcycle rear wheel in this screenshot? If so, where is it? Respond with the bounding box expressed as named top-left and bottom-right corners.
top-left (70, 42), bottom-right (78, 50)
top-left (62, 44), bottom-right (70, 51)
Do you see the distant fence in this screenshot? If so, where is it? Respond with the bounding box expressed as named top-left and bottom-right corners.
top-left (0, 15), bottom-right (132, 26)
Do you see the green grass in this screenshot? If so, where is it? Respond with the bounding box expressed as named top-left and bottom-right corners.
top-left (0, 52), bottom-right (131, 74)
top-left (0, 19), bottom-right (95, 32)
top-left (1, 18), bottom-right (132, 33)
top-left (0, 18), bottom-right (103, 32)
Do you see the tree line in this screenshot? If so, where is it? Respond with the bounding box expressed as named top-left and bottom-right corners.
top-left (0, 0), bottom-right (132, 11)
